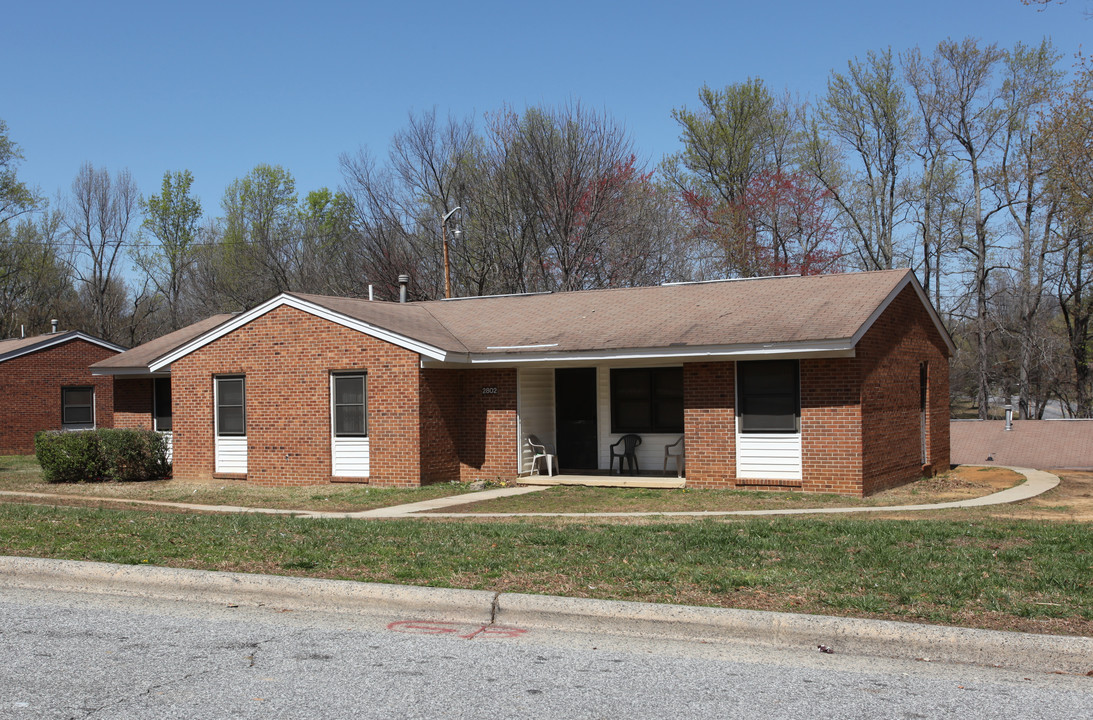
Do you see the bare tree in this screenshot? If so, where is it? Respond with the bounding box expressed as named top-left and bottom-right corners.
top-left (996, 41), bottom-right (1062, 417)
top-left (65, 163), bottom-right (139, 342)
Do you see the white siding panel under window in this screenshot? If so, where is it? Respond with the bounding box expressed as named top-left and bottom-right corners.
top-left (160, 431), bottom-right (173, 463)
top-left (736, 433), bottom-right (802, 480)
top-left (215, 436), bottom-right (248, 474)
top-left (333, 437), bottom-right (370, 477)
top-left (517, 368), bottom-right (555, 474)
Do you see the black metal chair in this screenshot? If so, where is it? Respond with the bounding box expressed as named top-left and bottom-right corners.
top-left (609, 434), bottom-right (642, 476)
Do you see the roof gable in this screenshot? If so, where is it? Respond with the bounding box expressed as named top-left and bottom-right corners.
top-left (0, 331), bottom-right (126, 366)
top-left (148, 295), bottom-right (455, 372)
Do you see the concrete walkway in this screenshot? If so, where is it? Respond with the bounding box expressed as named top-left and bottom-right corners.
top-left (0, 466), bottom-right (1059, 519)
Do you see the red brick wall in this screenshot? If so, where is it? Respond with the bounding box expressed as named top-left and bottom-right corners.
top-left (678, 286), bottom-right (948, 496)
top-left (682, 361), bottom-right (737, 488)
top-left (171, 305), bottom-right (423, 487)
top-left (113, 378), bottom-right (154, 430)
top-left (858, 285), bottom-right (951, 494)
top-left (455, 368), bottom-right (518, 482)
top-left (0, 339), bottom-right (117, 454)
top-left (800, 357), bottom-right (864, 493)
top-left (419, 369), bottom-right (462, 484)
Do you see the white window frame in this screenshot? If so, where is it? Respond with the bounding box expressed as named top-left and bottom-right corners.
top-left (214, 375), bottom-right (247, 474)
top-left (735, 360), bottom-right (803, 481)
top-left (330, 372), bottom-right (369, 478)
top-left (331, 372), bottom-right (368, 438)
top-left (214, 376), bottom-right (246, 438)
top-left (61, 386), bottom-right (96, 430)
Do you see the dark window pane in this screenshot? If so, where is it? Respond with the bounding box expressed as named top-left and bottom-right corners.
top-left (154, 378), bottom-right (172, 416)
top-left (738, 360), bottom-right (799, 434)
top-left (62, 387), bottom-right (94, 426)
top-left (218, 406), bottom-right (245, 435)
top-left (335, 376), bottom-right (364, 405)
top-left (335, 405), bottom-right (365, 436)
top-left (154, 378), bottom-right (173, 431)
top-left (218, 378), bottom-right (244, 406)
top-left (611, 367), bottom-right (683, 433)
top-left (65, 388), bottom-right (92, 407)
top-left (655, 398), bottom-right (684, 428)
top-left (64, 406), bottom-right (93, 425)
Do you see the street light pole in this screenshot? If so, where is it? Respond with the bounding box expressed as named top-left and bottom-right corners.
top-left (442, 206), bottom-right (461, 299)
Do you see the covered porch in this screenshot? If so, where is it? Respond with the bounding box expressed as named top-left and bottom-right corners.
top-left (515, 362), bottom-right (690, 484)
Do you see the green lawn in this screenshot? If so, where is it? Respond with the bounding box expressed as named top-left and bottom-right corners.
top-left (0, 455), bottom-right (475, 512)
top-left (0, 502), bottom-right (1090, 636)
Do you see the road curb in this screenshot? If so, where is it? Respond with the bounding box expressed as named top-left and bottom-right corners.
top-left (495, 592), bottom-right (1093, 675)
top-left (2, 556), bottom-right (1091, 676)
top-left (0, 556), bottom-right (494, 625)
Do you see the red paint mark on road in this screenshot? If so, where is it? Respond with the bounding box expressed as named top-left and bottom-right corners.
top-left (387, 620), bottom-right (527, 639)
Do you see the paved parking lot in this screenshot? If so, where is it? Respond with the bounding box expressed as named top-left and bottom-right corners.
top-left (950, 420), bottom-right (1093, 469)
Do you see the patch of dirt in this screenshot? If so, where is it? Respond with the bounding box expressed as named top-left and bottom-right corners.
top-left (871, 466), bottom-right (1018, 504)
top-left (991, 470), bottom-right (1093, 522)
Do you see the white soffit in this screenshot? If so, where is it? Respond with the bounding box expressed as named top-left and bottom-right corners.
top-left (423, 342), bottom-right (857, 368)
top-left (149, 294), bottom-right (449, 371)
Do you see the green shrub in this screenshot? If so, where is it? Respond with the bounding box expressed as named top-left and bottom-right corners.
top-left (35, 429), bottom-right (170, 484)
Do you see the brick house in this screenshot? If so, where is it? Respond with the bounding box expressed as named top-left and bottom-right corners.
top-left (0, 330), bottom-right (126, 454)
top-left (92, 269), bottom-right (953, 496)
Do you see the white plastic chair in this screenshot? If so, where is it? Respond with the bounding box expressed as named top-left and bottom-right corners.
top-left (527, 435), bottom-right (558, 477)
top-left (663, 436), bottom-right (685, 478)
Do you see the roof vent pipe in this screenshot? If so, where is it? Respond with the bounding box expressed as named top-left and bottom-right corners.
top-left (51, 319), bottom-right (58, 334)
top-left (21, 324), bottom-right (25, 338)
top-left (368, 284), bottom-right (374, 302)
top-left (398, 274), bottom-right (410, 303)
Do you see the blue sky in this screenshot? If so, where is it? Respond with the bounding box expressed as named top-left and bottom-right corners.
top-left (3, 0), bottom-right (1088, 213)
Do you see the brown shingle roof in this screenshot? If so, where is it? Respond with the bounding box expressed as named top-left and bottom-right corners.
top-left (291, 269), bottom-right (922, 357)
top-left (91, 314), bottom-right (236, 371)
top-left (128, 268), bottom-right (947, 372)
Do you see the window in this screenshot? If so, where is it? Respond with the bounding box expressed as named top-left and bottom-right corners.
top-left (62, 387), bottom-right (94, 428)
top-left (737, 360), bottom-right (799, 433)
top-left (215, 376), bottom-right (245, 437)
top-left (332, 373), bottom-right (367, 437)
top-left (610, 368), bottom-right (683, 433)
top-left (154, 377), bottom-right (173, 432)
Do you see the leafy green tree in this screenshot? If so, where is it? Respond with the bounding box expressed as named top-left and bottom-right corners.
top-left (134, 170), bottom-right (202, 331)
top-left (0, 119), bottom-right (40, 227)
top-left (199, 164), bottom-right (299, 309)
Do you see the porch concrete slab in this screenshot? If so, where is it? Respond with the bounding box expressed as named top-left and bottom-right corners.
top-left (518, 474), bottom-right (686, 489)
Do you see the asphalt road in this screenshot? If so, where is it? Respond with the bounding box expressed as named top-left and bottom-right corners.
top-left (0, 586), bottom-right (1089, 719)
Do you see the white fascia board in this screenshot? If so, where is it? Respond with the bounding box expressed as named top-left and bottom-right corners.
top-left (421, 341), bottom-right (856, 368)
top-left (91, 367), bottom-right (171, 377)
top-left (0, 332), bottom-right (126, 365)
top-left (149, 294), bottom-right (448, 372)
top-left (847, 272), bottom-right (957, 356)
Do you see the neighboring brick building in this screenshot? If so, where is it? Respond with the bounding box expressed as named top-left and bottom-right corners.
top-left (94, 269), bottom-right (953, 496)
top-left (0, 330), bottom-right (126, 455)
